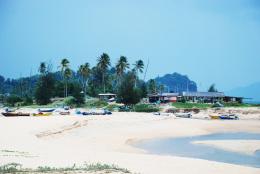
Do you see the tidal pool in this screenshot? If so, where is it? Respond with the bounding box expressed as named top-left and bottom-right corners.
top-left (134, 132), bottom-right (260, 168)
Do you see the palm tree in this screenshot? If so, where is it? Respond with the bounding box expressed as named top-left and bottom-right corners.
top-left (133, 60), bottom-right (144, 87)
top-left (64, 67), bottom-right (72, 97)
top-left (97, 53), bottom-right (110, 93)
top-left (78, 63), bottom-right (91, 96)
top-left (59, 58), bottom-right (70, 97)
top-left (39, 62), bottom-right (47, 75)
top-left (115, 56), bottom-right (129, 86)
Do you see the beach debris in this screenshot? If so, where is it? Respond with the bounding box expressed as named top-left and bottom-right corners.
top-left (36, 120), bottom-right (88, 138)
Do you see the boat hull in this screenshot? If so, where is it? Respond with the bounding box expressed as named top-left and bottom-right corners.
top-left (2, 112), bottom-right (30, 117)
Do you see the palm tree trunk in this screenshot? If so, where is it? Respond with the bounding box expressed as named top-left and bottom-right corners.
top-left (102, 73), bottom-right (105, 93)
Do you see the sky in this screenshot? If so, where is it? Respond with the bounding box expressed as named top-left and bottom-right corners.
top-left (0, 0), bottom-right (260, 91)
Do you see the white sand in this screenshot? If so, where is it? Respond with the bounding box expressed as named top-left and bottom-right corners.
top-left (193, 140), bottom-right (260, 155)
top-left (0, 110), bottom-right (260, 174)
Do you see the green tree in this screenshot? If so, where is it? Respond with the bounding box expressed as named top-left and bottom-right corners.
top-left (148, 79), bottom-right (157, 94)
top-left (97, 53), bottom-right (110, 93)
top-left (133, 60), bottom-right (144, 87)
top-left (115, 56), bottom-right (129, 86)
top-left (64, 67), bottom-right (72, 97)
top-left (59, 58), bottom-right (70, 97)
top-left (208, 84), bottom-right (218, 92)
top-left (35, 63), bottom-right (55, 105)
top-left (78, 63), bottom-right (91, 97)
top-left (117, 71), bottom-right (141, 105)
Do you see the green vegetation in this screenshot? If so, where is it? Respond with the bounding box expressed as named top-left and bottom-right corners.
top-left (134, 104), bottom-right (160, 112)
top-left (222, 102), bottom-right (255, 107)
top-left (208, 83), bottom-right (218, 92)
top-left (0, 53), bottom-right (148, 107)
top-left (0, 163), bottom-right (131, 173)
top-left (117, 71), bottom-right (143, 105)
top-left (172, 102), bottom-right (212, 109)
top-left (84, 99), bottom-right (108, 108)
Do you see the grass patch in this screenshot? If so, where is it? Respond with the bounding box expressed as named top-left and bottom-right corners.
top-left (134, 104), bottom-right (160, 112)
top-left (83, 99), bottom-right (108, 108)
top-left (172, 102), bottom-right (212, 109)
top-left (0, 163), bottom-right (131, 173)
top-left (222, 102), bottom-right (255, 108)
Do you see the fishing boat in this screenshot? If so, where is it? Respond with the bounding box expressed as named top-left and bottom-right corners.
top-left (2, 112), bottom-right (30, 117)
top-left (59, 111), bottom-right (70, 115)
top-left (33, 112), bottom-right (52, 116)
top-left (219, 114), bottom-right (238, 120)
top-left (38, 108), bottom-right (55, 112)
top-left (174, 113), bottom-right (192, 118)
top-left (209, 115), bottom-right (220, 119)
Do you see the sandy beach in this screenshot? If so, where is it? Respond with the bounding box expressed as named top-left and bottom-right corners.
top-left (1, 109), bottom-right (260, 174)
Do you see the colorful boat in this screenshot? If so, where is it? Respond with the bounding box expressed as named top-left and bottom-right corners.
top-left (38, 108), bottom-right (55, 112)
top-left (33, 112), bottom-right (52, 116)
top-left (2, 112), bottom-right (30, 117)
top-left (219, 114), bottom-right (238, 120)
top-left (209, 115), bottom-right (220, 119)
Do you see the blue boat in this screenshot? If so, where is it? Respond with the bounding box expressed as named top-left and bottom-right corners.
top-left (38, 108), bottom-right (55, 112)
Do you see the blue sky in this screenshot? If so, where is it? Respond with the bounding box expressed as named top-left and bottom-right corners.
top-left (0, 0), bottom-right (259, 91)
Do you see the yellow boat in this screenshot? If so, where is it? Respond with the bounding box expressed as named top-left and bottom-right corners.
top-left (209, 115), bottom-right (220, 119)
top-left (33, 112), bottom-right (52, 116)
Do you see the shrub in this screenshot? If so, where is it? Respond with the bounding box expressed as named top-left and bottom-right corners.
top-left (134, 104), bottom-right (159, 112)
top-left (5, 95), bottom-right (23, 106)
top-left (84, 99), bottom-right (108, 108)
top-left (22, 95), bottom-right (33, 106)
top-left (106, 104), bottom-right (120, 111)
top-left (64, 96), bottom-right (76, 106)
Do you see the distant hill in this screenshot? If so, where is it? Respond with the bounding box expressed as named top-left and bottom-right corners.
top-left (155, 72), bottom-right (197, 93)
top-left (226, 82), bottom-right (260, 102)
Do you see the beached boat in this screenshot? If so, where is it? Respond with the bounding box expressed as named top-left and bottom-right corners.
top-left (38, 108), bottom-right (55, 112)
top-left (174, 113), bottom-right (192, 118)
top-left (2, 112), bottom-right (30, 117)
top-left (219, 114), bottom-right (238, 120)
top-left (59, 111), bottom-right (70, 115)
top-left (33, 112), bottom-right (52, 116)
top-left (209, 115), bottom-right (220, 119)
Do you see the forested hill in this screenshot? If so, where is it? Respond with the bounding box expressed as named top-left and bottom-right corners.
top-left (155, 73), bottom-right (197, 93)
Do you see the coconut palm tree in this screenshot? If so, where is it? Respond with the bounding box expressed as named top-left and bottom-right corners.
top-left (59, 58), bottom-right (70, 97)
top-left (39, 62), bottom-right (47, 75)
top-left (133, 60), bottom-right (144, 87)
top-left (78, 63), bottom-right (91, 96)
top-left (64, 67), bottom-right (72, 97)
top-left (115, 56), bottom-right (129, 86)
top-left (97, 53), bottom-right (110, 93)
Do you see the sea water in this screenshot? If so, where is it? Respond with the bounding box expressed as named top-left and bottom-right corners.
top-left (135, 132), bottom-right (260, 168)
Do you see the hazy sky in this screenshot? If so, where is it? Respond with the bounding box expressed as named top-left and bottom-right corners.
top-left (0, 0), bottom-right (259, 91)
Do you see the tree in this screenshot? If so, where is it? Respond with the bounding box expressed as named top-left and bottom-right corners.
top-left (133, 60), bottom-right (144, 87)
top-left (148, 79), bottom-right (157, 94)
top-left (115, 56), bottom-right (129, 86)
top-left (59, 58), bottom-right (70, 97)
top-left (64, 67), bottom-right (72, 97)
top-left (208, 84), bottom-right (218, 92)
top-left (117, 71), bottom-right (141, 105)
top-left (35, 62), bottom-right (55, 105)
top-left (39, 62), bottom-right (47, 74)
top-left (78, 63), bottom-right (91, 97)
top-left (97, 53), bottom-right (110, 93)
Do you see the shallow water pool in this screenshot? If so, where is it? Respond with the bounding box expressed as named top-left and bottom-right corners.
top-left (134, 132), bottom-right (260, 168)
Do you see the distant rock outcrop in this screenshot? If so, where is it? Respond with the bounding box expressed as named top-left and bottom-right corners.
top-left (155, 72), bottom-right (197, 93)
